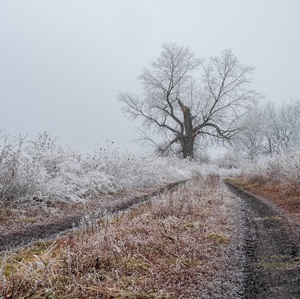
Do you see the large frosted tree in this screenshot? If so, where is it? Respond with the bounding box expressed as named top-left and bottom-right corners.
top-left (119, 43), bottom-right (261, 158)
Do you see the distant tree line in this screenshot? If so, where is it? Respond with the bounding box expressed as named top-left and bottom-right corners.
top-left (233, 100), bottom-right (300, 160)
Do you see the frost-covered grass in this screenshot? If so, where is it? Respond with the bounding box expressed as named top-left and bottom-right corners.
top-left (0, 176), bottom-right (244, 298)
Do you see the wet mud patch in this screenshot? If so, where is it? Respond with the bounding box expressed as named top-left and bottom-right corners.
top-left (226, 182), bottom-right (300, 299)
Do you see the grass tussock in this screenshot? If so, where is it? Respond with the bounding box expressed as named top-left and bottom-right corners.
top-left (0, 175), bottom-right (240, 298)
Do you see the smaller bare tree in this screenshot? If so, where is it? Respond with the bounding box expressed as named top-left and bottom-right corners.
top-left (262, 100), bottom-right (300, 155)
top-left (233, 109), bottom-right (266, 160)
top-left (233, 99), bottom-right (300, 160)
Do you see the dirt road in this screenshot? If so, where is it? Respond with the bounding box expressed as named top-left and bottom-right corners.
top-left (226, 182), bottom-right (300, 299)
top-left (1, 179), bottom-right (299, 298)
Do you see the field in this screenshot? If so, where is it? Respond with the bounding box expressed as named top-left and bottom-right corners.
top-left (1, 137), bottom-right (300, 298)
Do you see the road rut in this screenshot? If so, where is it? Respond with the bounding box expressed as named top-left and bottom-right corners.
top-left (226, 182), bottom-right (300, 299)
top-left (0, 181), bottom-right (185, 252)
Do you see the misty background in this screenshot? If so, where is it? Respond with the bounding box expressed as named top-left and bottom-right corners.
top-left (1, 0), bottom-right (299, 154)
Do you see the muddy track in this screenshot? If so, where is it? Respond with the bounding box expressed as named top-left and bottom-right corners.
top-left (226, 182), bottom-right (300, 299)
top-left (0, 180), bottom-right (185, 252)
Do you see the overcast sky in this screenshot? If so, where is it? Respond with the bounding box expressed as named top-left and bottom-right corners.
top-left (1, 0), bottom-right (299, 154)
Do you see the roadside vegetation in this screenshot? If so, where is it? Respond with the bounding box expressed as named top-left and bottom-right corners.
top-left (229, 150), bottom-right (300, 215)
top-left (0, 131), bottom-right (195, 204)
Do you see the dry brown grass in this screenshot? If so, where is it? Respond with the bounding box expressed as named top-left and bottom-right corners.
top-left (0, 175), bottom-right (242, 298)
top-left (228, 176), bottom-right (300, 216)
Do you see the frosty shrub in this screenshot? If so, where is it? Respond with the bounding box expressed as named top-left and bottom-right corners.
top-left (241, 149), bottom-right (300, 193)
top-left (0, 133), bottom-right (48, 201)
top-left (270, 151), bottom-right (300, 193)
top-left (0, 132), bottom-right (201, 203)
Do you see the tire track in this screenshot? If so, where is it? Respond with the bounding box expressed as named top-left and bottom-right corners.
top-left (226, 182), bottom-right (300, 299)
top-left (0, 180), bottom-right (186, 252)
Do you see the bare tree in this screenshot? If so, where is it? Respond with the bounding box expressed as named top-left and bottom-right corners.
top-left (119, 43), bottom-right (261, 158)
top-left (262, 100), bottom-right (300, 155)
top-left (233, 108), bottom-right (266, 160)
top-left (232, 100), bottom-right (300, 160)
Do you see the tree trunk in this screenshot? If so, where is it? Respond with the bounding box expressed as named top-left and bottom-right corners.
top-left (179, 135), bottom-right (194, 158)
top-left (178, 99), bottom-right (195, 159)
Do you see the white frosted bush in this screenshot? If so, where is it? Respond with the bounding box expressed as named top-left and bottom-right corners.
top-left (241, 149), bottom-right (300, 192)
top-left (1, 131), bottom-right (245, 203)
top-left (0, 133), bottom-right (200, 202)
top-left (0, 145), bottom-right (48, 201)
